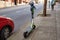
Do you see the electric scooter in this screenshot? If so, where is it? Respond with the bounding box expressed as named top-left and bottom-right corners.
top-left (23, 12), bottom-right (36, 38)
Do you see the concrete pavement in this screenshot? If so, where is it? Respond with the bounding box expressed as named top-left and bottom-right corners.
top-left (8, 2), bottom-right (60, 40)
top-left (30, 2), bottom-right (60, 40)
top-left (32, 10), bottom-right (57, 40)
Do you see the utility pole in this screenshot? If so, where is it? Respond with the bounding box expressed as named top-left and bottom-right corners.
top-left (43, 0), bottom-right (47, 16)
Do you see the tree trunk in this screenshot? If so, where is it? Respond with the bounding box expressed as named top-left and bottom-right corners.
top-left (43, 0), bottom-right (47, 16)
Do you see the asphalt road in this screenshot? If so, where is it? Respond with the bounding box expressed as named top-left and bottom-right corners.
top-left (0, 3), bottom-right (43, 40)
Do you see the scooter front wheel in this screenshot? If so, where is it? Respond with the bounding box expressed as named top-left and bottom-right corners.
top-left (33, 24), bottom-right (36, 29)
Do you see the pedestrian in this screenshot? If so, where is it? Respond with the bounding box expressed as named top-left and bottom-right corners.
top-left (49, 1), bottom-right (50, 8)
top-left (51, 0), bottom-right (56, 10)
top-left (29, 2), bottom-right (36, 19)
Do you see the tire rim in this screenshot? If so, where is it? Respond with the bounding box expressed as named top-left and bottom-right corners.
top-left (4, 28), bottom-right (9, 38)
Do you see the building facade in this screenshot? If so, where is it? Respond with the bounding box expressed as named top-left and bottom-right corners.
top-left (0, 0), bottom-right (30, 4)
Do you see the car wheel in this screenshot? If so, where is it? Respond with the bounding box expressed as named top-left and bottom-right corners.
top-left (0, 27), bottom-right (10, 40)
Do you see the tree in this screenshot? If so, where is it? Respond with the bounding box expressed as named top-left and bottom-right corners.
top-left (43, 0), bottom-right (47, 16)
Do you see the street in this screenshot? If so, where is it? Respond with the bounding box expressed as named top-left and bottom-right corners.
top-left (0, 3), bottom-right (43, 40)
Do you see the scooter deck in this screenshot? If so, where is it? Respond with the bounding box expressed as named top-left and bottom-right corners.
top-left (23, 24), bottom-right (36, 38)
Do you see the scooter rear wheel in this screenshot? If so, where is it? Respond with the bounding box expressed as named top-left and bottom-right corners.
top-left (23, 31), bottom-right (28, 38)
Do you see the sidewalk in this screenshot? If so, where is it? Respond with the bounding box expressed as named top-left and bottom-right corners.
top-left (29, 2), bottom-right (60, 40)
top-left (15, 2), bottom-right (60, 40)
top-left (32, 10), bottom-right (57, 40)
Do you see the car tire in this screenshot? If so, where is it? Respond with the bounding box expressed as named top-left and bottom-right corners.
top-left (0, 27), bottom-right (10, 40)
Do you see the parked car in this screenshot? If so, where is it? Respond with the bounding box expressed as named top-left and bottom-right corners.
top-left (0, 16), bottom-right (14, 40)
